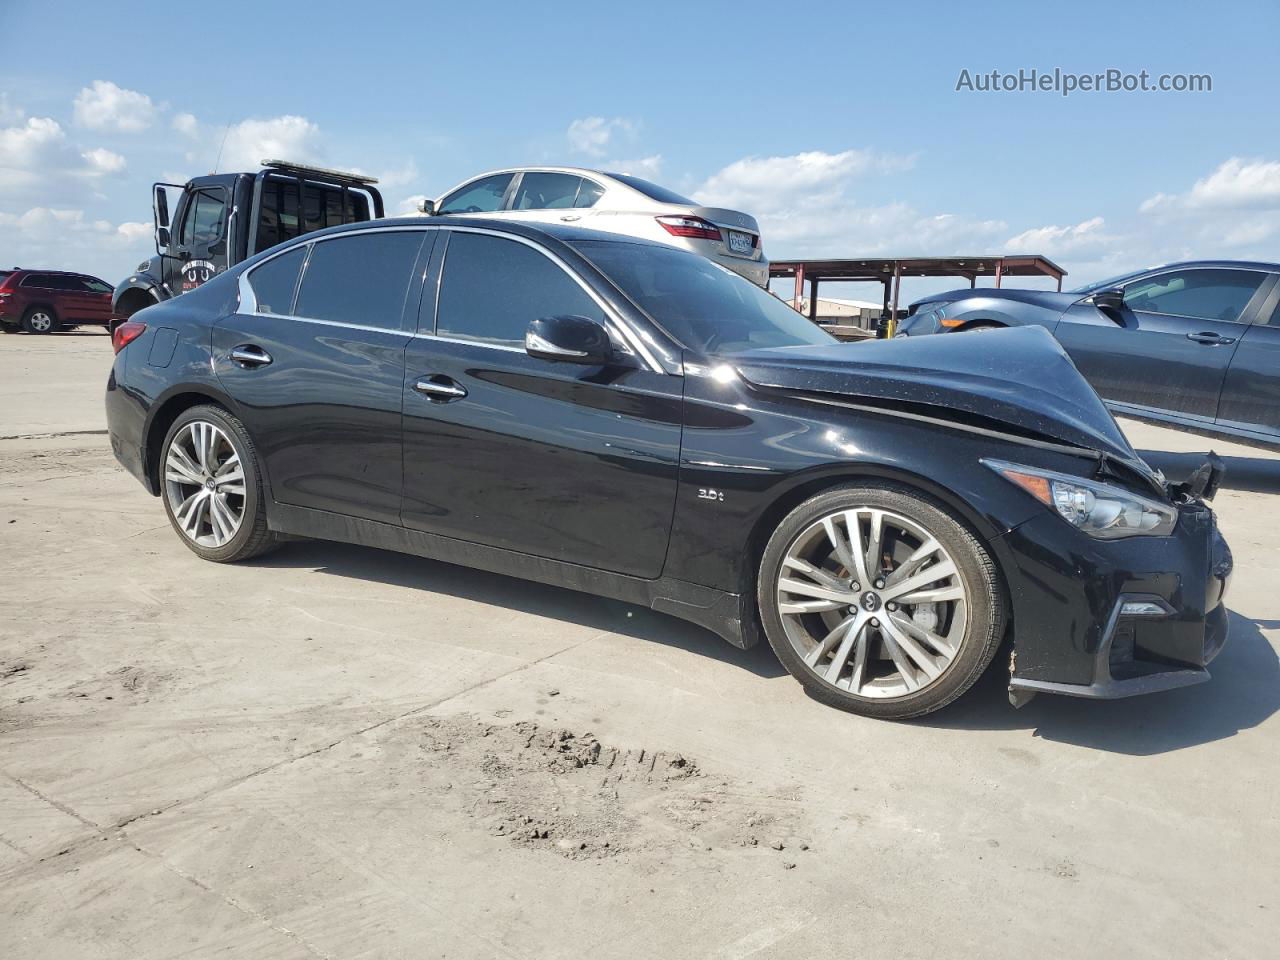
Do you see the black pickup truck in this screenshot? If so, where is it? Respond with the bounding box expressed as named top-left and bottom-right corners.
top-left (112, 160), bottom-right (384, 328)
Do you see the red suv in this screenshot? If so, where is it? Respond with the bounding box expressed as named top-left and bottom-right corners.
top-left (0, 268), bottom-right (115, 334)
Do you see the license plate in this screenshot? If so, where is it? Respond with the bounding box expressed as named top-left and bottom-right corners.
top-left (727, 230), bottom-right (753, 255)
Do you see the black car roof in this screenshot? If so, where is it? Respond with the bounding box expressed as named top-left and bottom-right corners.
top-left (1139, 259), bottom-right (1280, 272)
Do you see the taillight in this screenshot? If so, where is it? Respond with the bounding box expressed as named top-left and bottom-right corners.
top-left (656, 215), bottom-right (723, 241)
top-left (112, 320), bottom-right (146, 354)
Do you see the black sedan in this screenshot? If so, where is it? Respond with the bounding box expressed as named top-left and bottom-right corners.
top-left (105, 219), bottom-right (1231, 718)
top-left (896, 260), bottom-right (1280, 447)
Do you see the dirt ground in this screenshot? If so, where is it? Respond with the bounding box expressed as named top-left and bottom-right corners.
top-left (2, 331), bottom-right (1277, 959)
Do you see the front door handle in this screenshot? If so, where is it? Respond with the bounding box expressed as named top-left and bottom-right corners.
top-left (1186, 331), bottom-right (1236, 345)
top-left (559, 214), bottom-right (581, 222)
top-left (230, 344), bottom-right (273, 367)
top-left (414, 377), bottom-right (468, 401)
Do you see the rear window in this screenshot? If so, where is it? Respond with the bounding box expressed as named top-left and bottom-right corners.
top-left (605, 173), bottom-right (693, 205)
top-left (256, 177), bottom-right (372, 251)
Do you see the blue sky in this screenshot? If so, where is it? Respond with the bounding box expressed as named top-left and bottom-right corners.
top-left (2, 0), bottom-right (1277, 301)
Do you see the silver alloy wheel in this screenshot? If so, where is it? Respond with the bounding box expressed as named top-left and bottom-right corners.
top-left (776, 507), bottom-right (968, 699)
top-left (163, 420), bottom-right (247, 548)
top-left (28, 311), bottom-right (53, 332)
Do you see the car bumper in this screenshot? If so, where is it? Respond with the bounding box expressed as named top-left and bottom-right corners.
top-left (105, 347), bottom-right (151, 491)
top-left (999, 498), bottom-right (1232, 705)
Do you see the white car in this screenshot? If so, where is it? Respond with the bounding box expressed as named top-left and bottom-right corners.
top-left (423, 167), bottom-right (768, 287)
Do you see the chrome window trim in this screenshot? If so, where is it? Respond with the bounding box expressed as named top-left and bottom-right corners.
top-left (238, 222), bottom-right (666, 373)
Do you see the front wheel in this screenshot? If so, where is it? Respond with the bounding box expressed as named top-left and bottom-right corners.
top-left (160, 405), bottom-right (278, 563)
top-left (758, 484), bottom-right (1005, 719)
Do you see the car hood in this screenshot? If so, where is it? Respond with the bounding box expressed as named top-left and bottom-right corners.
top-left (911, 287), bottom-right (1083, 313)
top-left (729, 326), bottom-right (1148, 471)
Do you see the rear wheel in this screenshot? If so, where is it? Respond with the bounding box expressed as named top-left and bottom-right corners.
top-left (160, 405), bottom-right (277, 563)
top-left (758, 484), bottom-right (1005, 719)
top-left (21, 308), bottom-right (57, 334)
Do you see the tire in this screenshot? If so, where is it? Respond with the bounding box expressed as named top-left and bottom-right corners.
top-left (1, 322), bottom-right (19, 334)
top-left (159, 404), bottom-right (278, 563)
top-left (21, 307), bottom-right (58, 334)
top-left (758, 483), bottom-right (1005, 719)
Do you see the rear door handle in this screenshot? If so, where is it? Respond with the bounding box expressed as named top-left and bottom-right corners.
top-left (559, 214), bottom-right (581, 222)
top-left (414, 377), bottom-right (467, 401)
top-left (1186, 331), bottom-right (1236, 345)
top-left (230, 344), bottom-right (273, 367)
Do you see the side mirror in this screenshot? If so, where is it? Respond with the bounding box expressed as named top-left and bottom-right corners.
top-left (154, 185), bottom-right (170, 229)
top-left (525, 315), bottom-right (613, 365)
top-left (418, 197), bottom-right (437, 216)
top-left (1092, 288), bottom-right (1126, 319)
top-left (156, 226), bottom-right (171, 250)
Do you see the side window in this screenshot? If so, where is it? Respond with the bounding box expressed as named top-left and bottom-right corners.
top-left (512, 173), bottom-right (583, 210)
top-left (1123, 269), bottom-right (1263, 323)
top-left (180, 190), bottom-right (226, 248)
top-left (438, 174), bottom-right (514, 215)
top-left (21, 274), bottom-right (55, 289)
top-left (436, 232), bottom-right (606, 345)
top-left (574, 179), bottom-right (605, 208)
top-left (248, 246), bottom-right (308, 315)
top-left (293, 231), bottom-right (424, 331)
top-left (257, 179), bottom-right (299, 250)
top-left (81, 278), bottom-right (113, 294)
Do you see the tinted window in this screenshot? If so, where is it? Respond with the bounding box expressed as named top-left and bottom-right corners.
top-left (513, 173), bottom-right (582, 210)
top-left (294, 231), bottom-right (424, 331)
top-left (1123, 269), bottom-right (1263, 323)
top-left (438, 174), bottom-right (514, 215)
top-left (574, 240), bottom-right (834, 354)
top-left (255, 177), bottom-right (372, 251)
top-left (605, 173), bottom-right (694, 205)
top-left (21, 273), bottom-right (56, 289)
top-left (81, 277), bottom-right (112, 293)
top-left (249, 246), bottom-right (307, 315)
top-left (437, 232), bottom-right (605, 345)
top-left (179, 190), bottom-right (226, 248)
top-left (574, 179), bottom-right (605, 208)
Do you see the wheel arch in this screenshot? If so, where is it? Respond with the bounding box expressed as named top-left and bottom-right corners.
top-left (111, 285), bottom-right (162, 333)
top-left (141, 386), bottom-right (240, 496)
top-left (739, 464), bottom-right (1017, 626)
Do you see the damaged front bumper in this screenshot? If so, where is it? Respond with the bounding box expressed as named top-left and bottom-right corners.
top-left (1000, 484), bottom-right (1232, 708)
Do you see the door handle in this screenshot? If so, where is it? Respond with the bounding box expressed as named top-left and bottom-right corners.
top-left (414, 377), bottom-right (467, 401)
top-left (559, 214), bottom-right (581, 222)
top-left (1186, 332), bottom-right (1236, 345)
top-left (230, 344), bottom-right (273, 367)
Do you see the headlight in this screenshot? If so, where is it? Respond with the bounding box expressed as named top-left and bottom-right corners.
top-left (984, 459), bottom-right (1177, 539)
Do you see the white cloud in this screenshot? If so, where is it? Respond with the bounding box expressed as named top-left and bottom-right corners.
top-left (72, 81), bottom-right (156, 133)
top-left (377, 160), bottom-right (419, 189)
top-left (1142, 157), bottom-right (1280, 213)
top-left (396, 194), bottom-right (430, 216)
top-left (604, 154), bottom-right (663, 179)
top-left (567, 117), bottom-right (636, 158)
top-left (697, 149), bottom-right (914, 214)
top-left (219, 115), bottom-right (322, 170)
top-left (1006, 216), bottom-right (1114, 260)
top-left (0, 117), bottom-right (66, 171)
top-left (81, 147), bottom-right (126, 175)
top-left (172, 112), bottom-right (199, 137)
top-left (0, 207), bottom-right (154, 280)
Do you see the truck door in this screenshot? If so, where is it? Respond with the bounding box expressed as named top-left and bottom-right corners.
top-left (172, 186), bottom-right (230, 293)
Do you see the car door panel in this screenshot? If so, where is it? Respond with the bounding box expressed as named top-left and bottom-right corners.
top-left (1054, 269), bottom-right (1263, 420)
top-left (212, 230), bottom-right (431, 524)
top-left (400, 229), bottom-right (682, 579)
top-left (1217, 277), bottom-right (1280, 439)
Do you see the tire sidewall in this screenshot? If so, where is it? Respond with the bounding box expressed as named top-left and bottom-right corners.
top-left (757, 483), bottom-right (1003, 719)
top-left (160, 405), bottom-right (266, 562)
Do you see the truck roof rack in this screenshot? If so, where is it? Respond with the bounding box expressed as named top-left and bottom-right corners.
top-left (261, 159), bottom-right (379, 186)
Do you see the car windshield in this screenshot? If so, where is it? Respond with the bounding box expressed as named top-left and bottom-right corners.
top-left (605, 173), bottom-right (695, 205)
top-left (573, 240), bottom-right (836, 355)
top-left (1069, 268), bottom-right (1151, 294)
